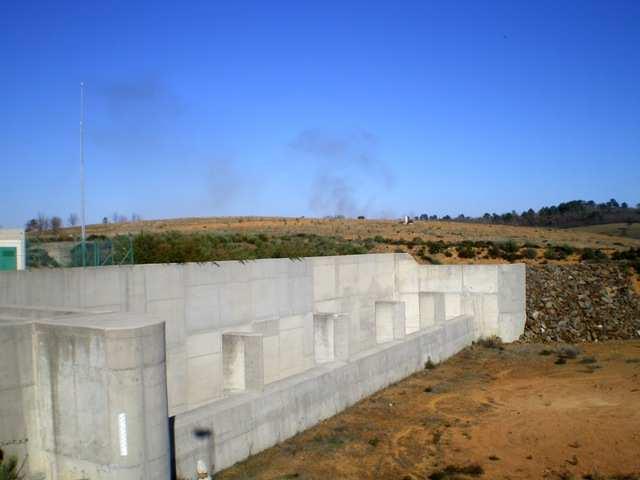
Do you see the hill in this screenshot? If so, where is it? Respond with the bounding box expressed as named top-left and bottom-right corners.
top-left (567, 222), bottom-right (640, 240)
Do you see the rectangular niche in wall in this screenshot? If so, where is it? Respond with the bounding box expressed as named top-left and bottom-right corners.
top-left (313, 313), bottom-right (349, 363)
top-left (222, 332), bottom-right (264, 393)
top-left (374, 301), bottom-right (406, 344)
top-left (419, 293), bottom-right (445, 328)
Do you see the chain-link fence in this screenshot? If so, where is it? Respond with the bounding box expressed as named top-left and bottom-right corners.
top-left (26, 235), bottom-right (134, 268)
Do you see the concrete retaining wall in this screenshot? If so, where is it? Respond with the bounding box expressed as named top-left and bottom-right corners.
top-left (0, 254), bottom-right (525, 479)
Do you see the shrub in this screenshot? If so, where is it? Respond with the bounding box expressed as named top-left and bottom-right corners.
top-left (429, 464), bottom-right (484, 480)
top-left (427, 241), bottom-right (447, 254)
top-left (476, 336), bottom-right (503, 349)
top-left (424, 358), bottom-right (436, 370)
top-left (0, 449), bottom-right (22, 480)
top-left (456, 243), bottom-right (476, 259)
top-left (581, 248), bottom-right (608, 262)
top-left (500, 240), bottom-right (519, 254)
top-left (488, 240), bottom-right (523, 262)
top-left (523, 247), bottom-right (537, 259)
top-left (544, 246), bottom-right (570, 260)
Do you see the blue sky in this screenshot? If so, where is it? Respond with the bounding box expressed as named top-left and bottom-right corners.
top-left (1, 1), bottom-right (639, 227)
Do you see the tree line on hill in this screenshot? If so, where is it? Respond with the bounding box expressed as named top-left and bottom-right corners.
top-left (25, 212), bottom-right (143, 233)
top-left (417, 199), bottom-right (640, 228)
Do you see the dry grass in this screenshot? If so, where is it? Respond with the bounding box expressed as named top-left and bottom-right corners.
top-left (568, 223), bottom-right (640, 240)
top-left (52, 217), bottom-right (639, 254)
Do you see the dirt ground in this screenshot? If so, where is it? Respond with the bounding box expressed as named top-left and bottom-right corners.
top-left (215, 341), bottom-right (640, 480)
top-left (55, 216), bottom-right (640, 251)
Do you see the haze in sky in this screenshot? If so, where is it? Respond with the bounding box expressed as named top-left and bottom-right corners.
top-left (1, 1), bottom-right (639, 227)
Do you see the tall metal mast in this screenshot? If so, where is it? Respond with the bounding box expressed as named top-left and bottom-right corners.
top-left (80, 82), bottom-right (86, 266)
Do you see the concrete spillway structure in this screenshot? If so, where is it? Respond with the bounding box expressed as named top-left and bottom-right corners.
top-left (0, 253), bottom-right (526, 479)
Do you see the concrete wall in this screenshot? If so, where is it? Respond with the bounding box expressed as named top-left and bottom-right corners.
top-left (0, 311), bottom-right (169, 480)
top-left (0, 254), bottom-right (526, 479)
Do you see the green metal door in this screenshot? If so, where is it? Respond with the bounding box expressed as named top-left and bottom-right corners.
top-left (0, 247), bottom-right (17, 270)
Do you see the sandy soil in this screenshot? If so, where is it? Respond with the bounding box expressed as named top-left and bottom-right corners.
top-left (215, 341), bottom-right (640, 480)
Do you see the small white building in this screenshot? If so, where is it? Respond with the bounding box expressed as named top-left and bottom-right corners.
top-left (0, 229), bottom-right (26, 270)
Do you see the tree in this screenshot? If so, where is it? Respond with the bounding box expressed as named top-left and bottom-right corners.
top-left (25, 218), bottom-right (39, 232)
top-left (36, 213), bottom-right (50, 232)
top-left (621, 202), bottom-right (628, 209)
top-left (131, 213), bottom-right (142, 222)
top-left (68, 213), bottom-right (79, 226)
top-left (112, 212), bottom-right (128, 223)
top-left (102, 217), bottom-right (109, 224)
top-left (50, 216), bottom-right (62, 232)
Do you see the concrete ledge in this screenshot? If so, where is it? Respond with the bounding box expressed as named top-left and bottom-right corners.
top-left (173, 314), bottom-right (475, 476)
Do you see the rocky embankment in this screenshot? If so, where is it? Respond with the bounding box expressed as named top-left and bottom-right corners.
top-left (523, 264), bottom-right (640, 342)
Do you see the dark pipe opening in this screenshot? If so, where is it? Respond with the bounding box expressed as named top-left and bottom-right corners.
top-left (169, 416), bottom-right (177, 480)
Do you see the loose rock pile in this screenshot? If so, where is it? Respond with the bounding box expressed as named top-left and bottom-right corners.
top-left (523, 263), bottom-right (640, 342)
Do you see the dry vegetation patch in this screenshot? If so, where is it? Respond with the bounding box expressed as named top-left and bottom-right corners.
top-left (215, 341), bottom-right (640, 480)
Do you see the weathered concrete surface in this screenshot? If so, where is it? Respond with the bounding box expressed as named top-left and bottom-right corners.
top-left (0, 254), bottom-right (526, 479)
top-left (173, 314), bottom-right (476, 474)
top-left (0, 310), bottom-right (169, 480)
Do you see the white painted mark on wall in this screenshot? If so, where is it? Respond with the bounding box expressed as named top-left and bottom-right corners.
top-left (118, 412), bottom-right (128, 456)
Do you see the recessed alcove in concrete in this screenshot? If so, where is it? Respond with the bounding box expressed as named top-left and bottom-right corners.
top-left (419, 292), bottom-right (445, 328)
top-left (313, 312), bottom-right (349, 363)
top-left (222, 332), bottom-right (263, 392)
top-left (374, 301), bottom-right (406, 343)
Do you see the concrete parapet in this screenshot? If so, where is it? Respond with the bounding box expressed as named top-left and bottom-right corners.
top-left (0, 254), bottom-right (526, 479)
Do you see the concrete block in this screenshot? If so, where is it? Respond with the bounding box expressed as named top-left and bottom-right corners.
top-left (375, 301), bottom-right (405, 343)
top-left (278, 328), bottom-right (305, 378)
top-left (481, 294), bottom-right (500, 336)
top-left (187, 353), bottom-right (223, 406)
top-left (313, 313), bottom-right (335, 363)
top-left (337, 261), bottom-right (358, 297)
top-left (219, 282), bottom-right (253, 327)
top-left (444, 293), bottom-right (462, 320)
top-left (313, 263), bottom-right (336, 301)
top-left (185, 284), bottom-right (221, 333)
top-left (280, 314), bottom-right (305, 331)
top-left (499, 312), bottom-right (526, 342)
top-left (419, 293), bottom-right (445, 328)
top-left (289, 276), bottom-right (313, 315)
top-left (498, 264), bottom-right (526, 314)
top-left (144, 264), bottom-right (184, 301)
top-left (262, 335), bottom-right (280, 384)
top-left (419, 265), bottom-right (463, 293)
top-left (186, 331), bottom-right (222, 358)
top-left (396, 255), bottom-right (419, 293)
top-left (120, 267), bottom-right (147, 313)
top-left (251, 278), bottom-right (278, 320)
top-left (462, 265), bottom-right (498, 293)
top-left (166, 347), bottom-right (188, 414)
top-left (399, 292), bottom-right (420, 334)
top-left (184, 262), bottom-right (229, 286)
top-left (148, 298), bottom-right (185, 348)
top-left (106, 332), bottom-right (142, 371)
